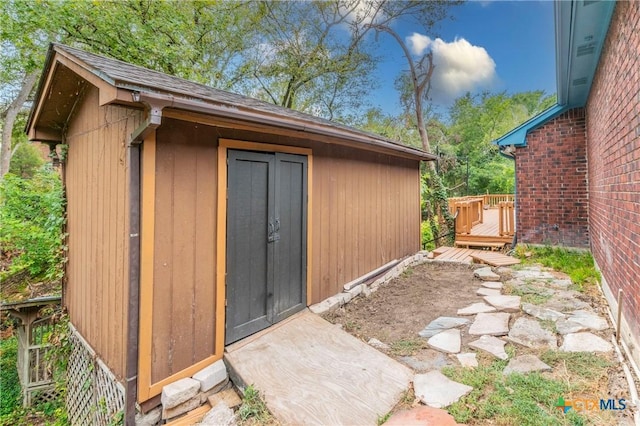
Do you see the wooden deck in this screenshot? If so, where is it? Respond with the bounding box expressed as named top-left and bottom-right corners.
top-left (224, 310), bottom-right (412, 426)
top-left (432, 246), bottom-right (521, 266)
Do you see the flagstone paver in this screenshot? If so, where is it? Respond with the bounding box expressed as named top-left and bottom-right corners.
top-left (481, 281), bottom-right (503, 290)
top-left (456, 353), bottom-right (478, 368)
top-left (468, 312), bottom-right (510, 336)
top-left (468, 335), bottom-right (509, 360)
top-left (507, 317), bottom-right (557, 349)
top-left (474, 267), bottom-right (500, 281)
top-left (477, 288), bottom-right (502, 297)
top-left (522, 303), bottom-right (565, 321)
top-left (565, 310), bottom-right (608, 331)
top-left (503, 355), bottom-right (552, 375)
top-left (457, 302), bottom-right (497, 315)
top-left (427, 329), bottom-right (461, 354)
top-left (414, 371), bottom-right (473, 408)
top-left (483, 295), bottom-right (521, 312)
top-left (418, 317), bottom-right (470, 338)
top-left (560, 332), bottom-right (613, 353)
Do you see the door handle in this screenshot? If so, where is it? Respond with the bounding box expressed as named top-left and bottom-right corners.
top-left (275, 218), bottom-right (280, 232)
top-left (268, 220), bottom-right (280, 242)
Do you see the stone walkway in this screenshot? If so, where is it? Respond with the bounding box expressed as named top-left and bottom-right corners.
top-left (385, 264), bottom-right (614, 425)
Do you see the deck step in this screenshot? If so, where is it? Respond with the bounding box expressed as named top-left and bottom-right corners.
top-left (470, 252), bottom-right (521, 267)
top-left (455, 240), bottom-right (505, 250)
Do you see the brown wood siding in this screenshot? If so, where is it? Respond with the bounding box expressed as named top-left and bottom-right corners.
top-left (151, 118), bottom-right (217, 384)
top-left (64, 85), bottom-right (142, 380)
top-left (311, 144), bottom-right (420, 302)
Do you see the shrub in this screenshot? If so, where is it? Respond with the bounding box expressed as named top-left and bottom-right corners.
top-left (0, 336), bottom-right (21, 416)
top-left (0, 165), bottom-right (65, 282)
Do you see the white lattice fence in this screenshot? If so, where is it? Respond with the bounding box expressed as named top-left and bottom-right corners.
top-left (66, 325), bottom-right (125, 426)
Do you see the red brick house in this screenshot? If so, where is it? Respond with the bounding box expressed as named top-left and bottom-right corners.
top-left (495, 1), bottom-right (640, 370)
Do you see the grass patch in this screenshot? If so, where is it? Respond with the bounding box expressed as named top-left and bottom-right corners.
top-left (390, 339), bottom-right (424, 356)
top-left (442, 359), bottom-right (588, 425)
top-left (238, 385), bottom-right (277, 425)
top-left (540, 351), bottom-right (612, 381)
top-left (515, 246), bottom-right (600, 289)
top-left (504, 283), bottom-right (553, 305)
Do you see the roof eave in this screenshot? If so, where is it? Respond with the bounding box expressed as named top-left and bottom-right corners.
top-left (493, 104), bottom-right (569, 147)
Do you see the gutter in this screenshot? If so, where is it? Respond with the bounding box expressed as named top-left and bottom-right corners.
top-left (124, 102), bottom-right (162, 426)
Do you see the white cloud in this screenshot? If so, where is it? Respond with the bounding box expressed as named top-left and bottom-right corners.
top-left (406, 33), bottom-right (497, 104)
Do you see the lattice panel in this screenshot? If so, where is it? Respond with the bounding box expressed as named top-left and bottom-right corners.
top-left (66, 327), bottom-right (125, 426)
top-left (28, 387), bottom-right (61, 407)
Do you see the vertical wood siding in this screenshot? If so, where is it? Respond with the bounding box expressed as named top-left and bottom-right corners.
top-left (151, 119), bottom-right (217, 384)
top-left (310, 144), bottom-right (420, 302)
top-left (64, 86), bottom-right (142, 380)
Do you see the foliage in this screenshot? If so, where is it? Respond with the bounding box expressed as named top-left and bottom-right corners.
top-left (238, 385), bottom-right (272, 423)
top-left (442, 358), bottom-right (588, 425)
top-left (0, 165), bottom-right (65, 282)
top-left (9, 142), bottom-right (44, 178)
top-left (515, 245), bottom-right (600, 289)
top-left (0, 336), bottom-right (21, 416)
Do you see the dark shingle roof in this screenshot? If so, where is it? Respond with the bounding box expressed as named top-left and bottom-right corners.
top-left (50, 43), bottom-right (433, 160)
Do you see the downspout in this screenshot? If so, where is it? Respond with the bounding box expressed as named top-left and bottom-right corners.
top-left (125, 101), bottom-right (162, 426)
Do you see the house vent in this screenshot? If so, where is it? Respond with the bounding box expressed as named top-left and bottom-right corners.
top-left (577, 42), bottom-right (596, 56)
top-left (573, 77), bottom-right (588, 86)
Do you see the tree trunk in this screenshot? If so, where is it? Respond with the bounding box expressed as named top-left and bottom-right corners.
top-left (0, 71), bottom-right (39, 179)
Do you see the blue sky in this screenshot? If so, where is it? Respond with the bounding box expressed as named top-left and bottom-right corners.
top-left (369, 1), bottom-right (556, 116)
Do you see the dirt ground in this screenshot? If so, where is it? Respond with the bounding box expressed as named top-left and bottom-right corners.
top-left (322, 261), bottom-right (637, 425)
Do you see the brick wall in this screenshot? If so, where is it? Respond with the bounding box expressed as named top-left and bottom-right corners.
top-left (586, 1), bottom-right (640, 356)
top-left (515, 108), bottom-right (589, 247)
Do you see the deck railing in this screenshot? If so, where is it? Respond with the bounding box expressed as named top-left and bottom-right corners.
top-left (498, 201), bottom-right (515, 236)
top-left (453, 198), bottom-right (484, 234)
top-left (448, 194), bottom-right (515, 241)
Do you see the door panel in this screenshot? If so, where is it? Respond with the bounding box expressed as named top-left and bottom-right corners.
top-left (226, 151), bottom-right (274, 344)
top-left (226, 150), bottom-right (307, 345)
top-left (273, 154), bottom-right (307, 322)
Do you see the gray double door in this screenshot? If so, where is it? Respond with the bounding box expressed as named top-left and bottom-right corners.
top-left (225, 150), bottom-right (308, 344)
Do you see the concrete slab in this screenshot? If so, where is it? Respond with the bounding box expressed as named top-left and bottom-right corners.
top-left (457, 302), bottom-right (497, 315)
top-left (507, 318), bottom-right (557, 349)
top-left (224, 310), bottom-right (412, 426)
top-left (560, 332), bottom-right (613, 353)
top-left (427, 329), bottom-right (461, 354)
top-left (468, 312), bottom-right (510, 336)
top-left (503, 355), bottom-right (552, 375)
top-left (468, 335), bottom-right (509, 360)
top-left (483, 295), bottom-right (521, 312)
top-left (414, 371), bottom-right (473, 408)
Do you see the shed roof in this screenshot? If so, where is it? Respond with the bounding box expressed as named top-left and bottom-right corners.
top-left (494, 0), bottom-right (615, 149)
top-left (27, 43), bottom-right (435, 161)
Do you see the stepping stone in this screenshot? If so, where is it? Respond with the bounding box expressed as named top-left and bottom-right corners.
top-left (474, 267), bottom-right (500, 281)
top-left (477, 287), bottom-right (502, 296)
top-left (481, 281), bottom-right (503, 290)
top-left (483, 295), bottom-right (521, 312)
top-left (385, 406), bottom-right (459, 426)
top-left (513, 267), bottom-right (555, 280)
top-left (427, 329), bottom-right (461, 354)
top-left (508, 281), bottom-right (555, 297)
top-left (456, 353), bottom-right (478, 368)
top-left (418, 317), bottom-right (470, 338)
top-left (565, 310), bottom-right (608, 331)
top-left (555, 318), bottom-right (589, 335)
top-left (522, 303), bottom-right (565, 321)
top-left (543, 291), bottom-right (592, 312)
top-left (507, 318), bottom-right (557, 349)
top-left (468, 312), bottom-right (510, 336)
top-left (367, 338), bottom-right (390, 350)
top-left (549, 279), bottom-right (572, 289)
top-left (457, 302), bottom-right (497, 315)
top-left (399, 351), bottom-right (450, 372)
top-left (468, 335), bottom-right (509, 360)
top-left (414, 371), bottom-right (473, 408)
top-left (503, 355), bottom-right (552, 375)
top-left (560, 332), bottom-right (613, 353)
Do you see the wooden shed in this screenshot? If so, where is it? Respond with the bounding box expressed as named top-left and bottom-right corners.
top-left (26, 44), bottom-right (434, 415)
